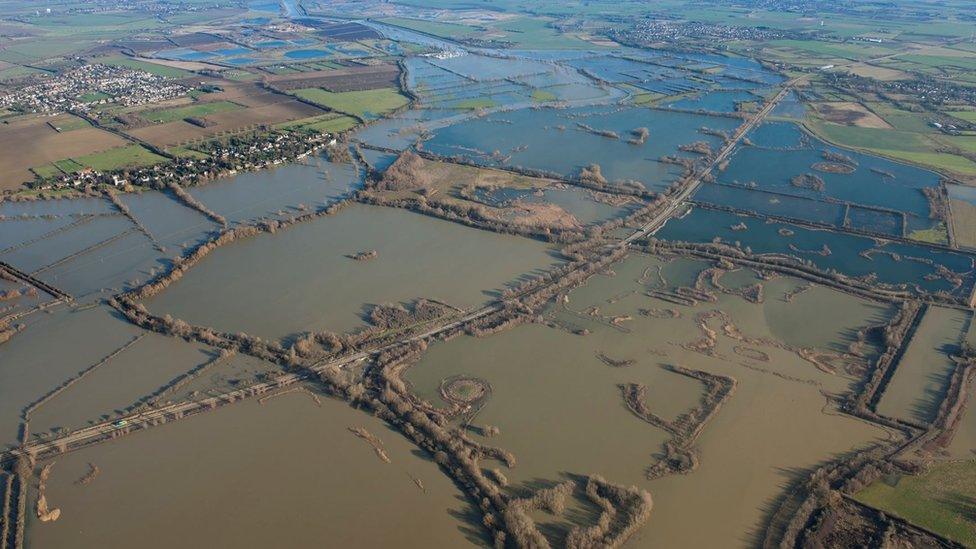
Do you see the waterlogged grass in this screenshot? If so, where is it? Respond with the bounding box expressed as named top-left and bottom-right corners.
top-left (531, 89), bottom-right (557, 102)
top-left (144, 101), bottom-right (242, 123)
top-left (908, 224), bottom-right (949, 244)
top-left (857, 461), bottom-right (976, 547)
top-left (293, 87), bottom-right (408, 118)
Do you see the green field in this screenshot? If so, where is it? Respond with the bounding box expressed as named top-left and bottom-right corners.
top-left (857, 461), bottom-right (976, 547)
top-left (808, 122), bottom-right (976, 176)
top-left (293, 87), bottom-right (408, 119)
top-left (280, 113), bottom-right (359, 134)
top-left (378, 17), bottom-right (479, 39)
top-left (78, 91), bottom-right (112, 103)
top-left (531, 89), bottom-right (558, 102)
top-left (49, 115), bottom-right (92, 132)
top-left (866, 103), bottom-right (937, 133)
top-left (144, 101), bottom-right (242, 123)
top-left (948, 111), bottom-right (976, 123)
top-left (49, 144), bottom-right (168, 172)
top-left (897, 54), bottom-right (976, 72)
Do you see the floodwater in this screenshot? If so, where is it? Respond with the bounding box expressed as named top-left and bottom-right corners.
top-left (405, 254), bottom-right (888, 546)
top-left (423, 106), bottom-right (739, 191)
top-left (186, 155), bottom-right (360, 226)
top-left (0, 305), bottom-right (143, 447)
top-left (26, 391), bottom-right (477, 548)
top-left (146, 204), bottom-right (562, 338)
top-left (657, 207), bottom-right (975, 296)
top-left (877, 306), bottom-right (969, 425)
top-left (717, 121), bottom-right (942, 227)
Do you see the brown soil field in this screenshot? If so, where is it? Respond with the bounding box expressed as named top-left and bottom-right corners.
top-left (813, 102), bottom-right (893, 129)
top-left (267, 65), bottom-right (399, 92)
top-left (845, 63), bottom-right (909, 81)
top-left (0, 115), bottom-right (128, 189)
top-left (950, 198), bottom-right (976, 249)
top-left (126, 100), bottom-right (325, 147)
top-left (205, 82), bottom-right (300, 108)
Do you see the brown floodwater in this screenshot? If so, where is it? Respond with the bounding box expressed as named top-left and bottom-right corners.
top-left (877, 306), bottom-right (968, 425)
top-left (405, 254), bottom-right (890, 547)
top-left (0, 305), bottom-right (143, 447)
top-left (26, 391), bottom-right (478, 549)
top-left (146, 204), bottom-right (562, 339)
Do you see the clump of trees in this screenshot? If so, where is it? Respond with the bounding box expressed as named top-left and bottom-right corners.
top-left (325, 139), bottom-right (353, 164)
top-left (349, 249), bottom-right (378, 261)
top-left (503, 482), bottom-right (575, 547)
top-left (621, 365), bottom-right (737, 480)
top-left (678, 141), bottom-right (713, 156)
top-left (164, 181), bottom-right (227, 227)
top-left (576, 122), bottom-right (619, 140)
top-left (565, 475), bottom-right (653, 549)
top-left (628, 127), bottom-right (650, 145)
top-left (377, 151), bottom-right (432, 191)
top-left (579, 163), bottom-right (607, 185)
top-left (791, 173), bottom-right (826, 192)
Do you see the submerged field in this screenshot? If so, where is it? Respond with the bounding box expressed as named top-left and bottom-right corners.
top-left (5, 5), bottom-right (976, 547)
top-left (145, 204), bottom-right (562, 338)
top-left (405, 254), bottom-right (890, 546)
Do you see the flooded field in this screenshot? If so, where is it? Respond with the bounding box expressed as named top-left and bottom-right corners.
top-left (422, 106), bottom-right (738, 191)
top-left (26, 392), bottom-right (477, 549)
top-left (657, 207), bottom-right (975, 297)
top-left (692, 122), bottom-right (949, 241)
top-left (877, 306), bottom-right (969, 425)
top-left (404, 254), bottom-right (889, 546)
top-left (146, 204), bottom-right (562, 338)
top-left (0, 305), bottom-right (143, 447)
top-left (3, 10), bottom-right (975, 547)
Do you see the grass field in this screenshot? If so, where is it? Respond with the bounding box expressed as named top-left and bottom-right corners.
top-left (948, 111), bottom-right (976, 123)
top-left (293, 87), bottom-right (408, 119)
top-left (68, 144), bottom-right (167, 171)
top-left (808, 122), bottom-right (976, 176)
top-left (144, 101), bottom-right (242, 123)
top-left (857, 461), bottom-right (976, 547)
top-left (768, 39), bottom-right (893, 61)
top-left (531, 89), bottom-right (557, 102)
top-left (378, 17), bottom-right (479, 39)
top-left (280, 113), bottom-right (359, 133)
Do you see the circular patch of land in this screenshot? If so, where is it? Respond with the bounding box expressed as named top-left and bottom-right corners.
top-left (439, 375), bottom-right (491, 406)
top-left (811, 162), bottom-right (855, 174)
top-left (733, 345), bottom-right (770, 362)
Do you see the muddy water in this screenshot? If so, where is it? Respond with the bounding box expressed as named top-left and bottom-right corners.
top-left (27, 334), bottom-right (218, 438)
top-left (406, 254), bottom-right (888, 547)
top-left (26, 391), bottom-right (477, 549)
top-left (0, 305), bottom-right (143, 447)
top-left (877, 306), bottom-right (969, 425)
top-left (147, 204), bottom-right (562, 338)
top-left (186, 154), bottom-right (359, 225)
